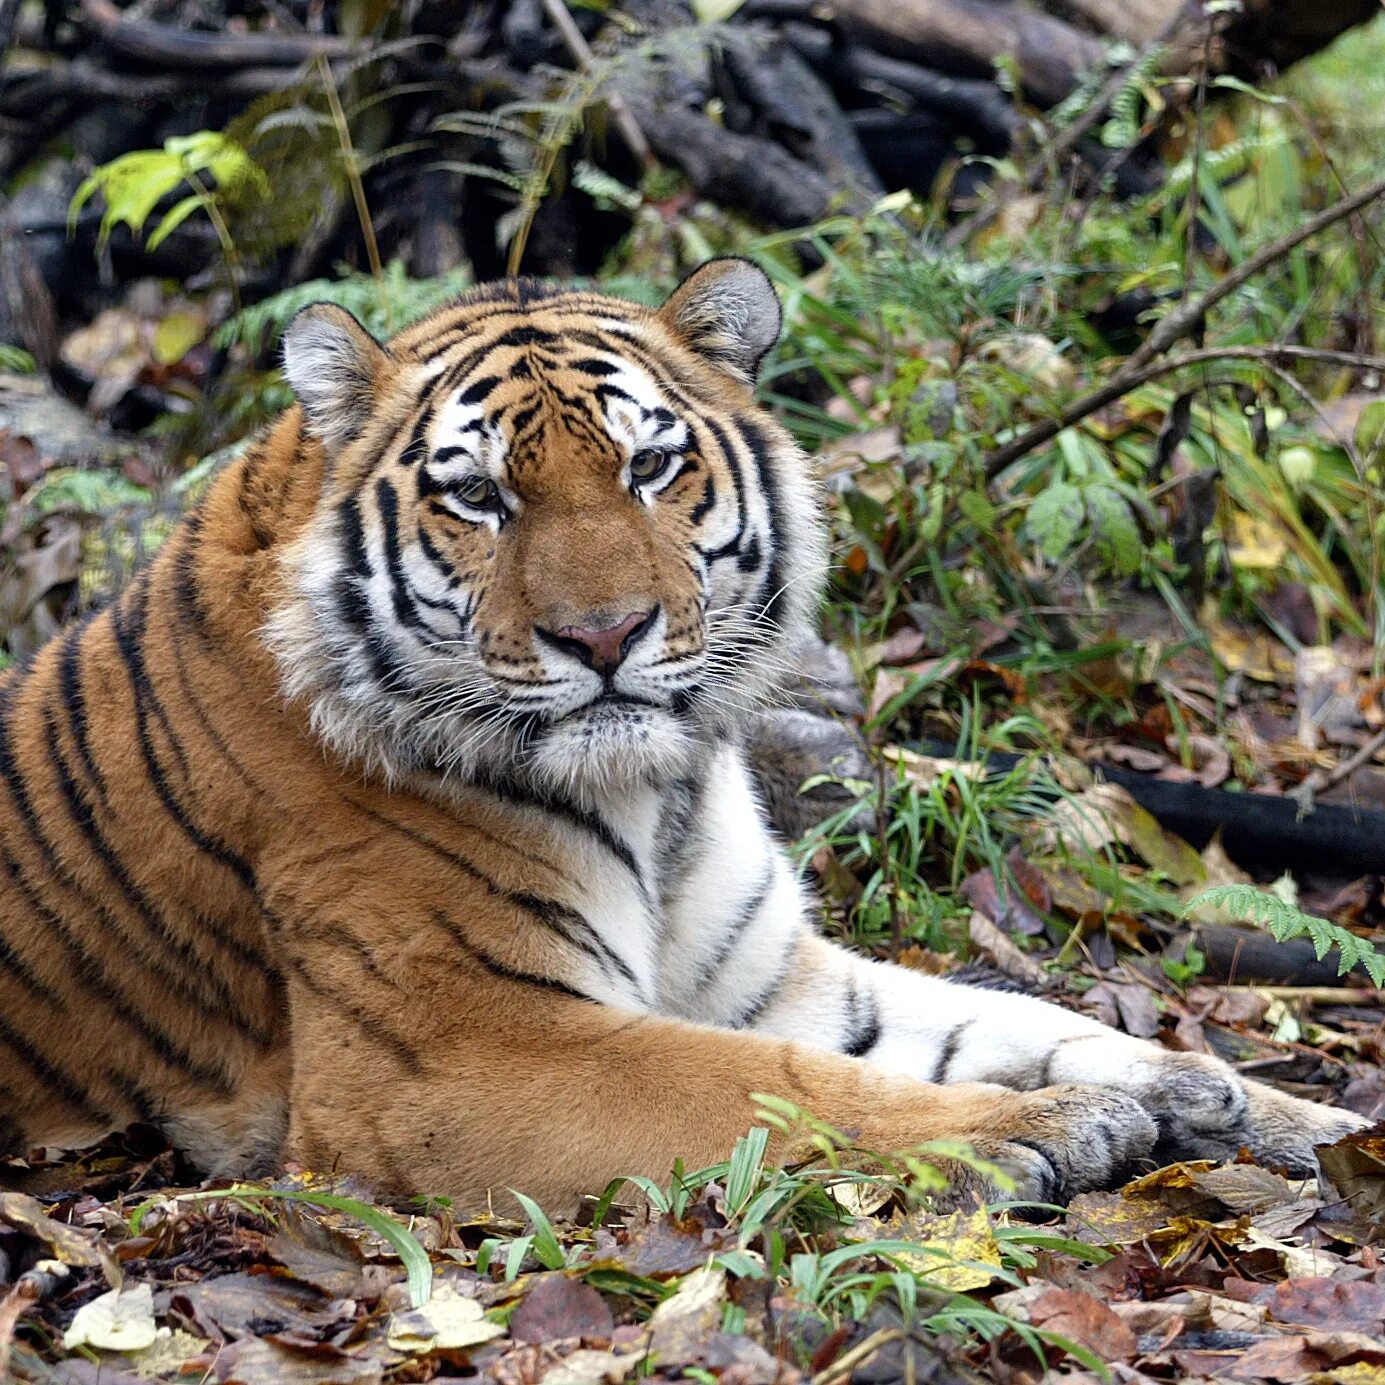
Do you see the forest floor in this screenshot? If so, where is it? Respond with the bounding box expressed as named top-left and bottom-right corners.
top-left (3, 9), bottom-right (1385, 1385)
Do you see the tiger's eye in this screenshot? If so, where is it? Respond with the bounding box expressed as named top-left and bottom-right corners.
top-left (630, 449), bottom-right (671, 483)
top-left (457, 476), bottom-right (499, 509)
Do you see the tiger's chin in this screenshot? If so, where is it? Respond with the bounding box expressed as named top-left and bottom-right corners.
top-left (525, 701), bottom-right (697, 801)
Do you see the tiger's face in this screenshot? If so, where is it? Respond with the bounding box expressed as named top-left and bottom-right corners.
top-left (269, 260), bottom-right (826, 799)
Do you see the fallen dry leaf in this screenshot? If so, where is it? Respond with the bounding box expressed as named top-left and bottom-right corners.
top-left (510, 1273), bottom-right (615, 1344)
top-left (63, 1283), bottom-right (156, 1352)
top-left (1027, 1287), bottom-right (1138, 1363)
top-left (387, 1283), bottom-right (505, 1353)
top-left (1318, 1126), bottom-right (1385, 1224)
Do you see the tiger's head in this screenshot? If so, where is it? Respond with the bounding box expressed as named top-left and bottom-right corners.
top-left (267, 260), bottom-right (826, 800)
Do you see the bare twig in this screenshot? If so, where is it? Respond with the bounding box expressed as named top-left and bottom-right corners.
top-left (1124, 173), bottom-right (1385, 375)
top-left (985, 342), bottom-right (1385, 480)
top-left (1290, 724), bottom-right (1385, 814)
top-left (812, 1327), bottom-right (906, 1385)
top-left (316, 56), bottom-right (387, 316)
top-left (982, 173), bottom-right (1385, 478)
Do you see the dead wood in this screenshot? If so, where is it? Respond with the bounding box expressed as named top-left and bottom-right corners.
top-left (822, 0), bottom-right (1107, 106)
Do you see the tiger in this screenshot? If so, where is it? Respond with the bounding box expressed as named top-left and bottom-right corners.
top-left (0, 259), bottom-right (1365, 1212)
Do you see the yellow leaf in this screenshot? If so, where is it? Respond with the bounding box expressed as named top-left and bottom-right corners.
top-left (387, 1284), bottom-right (505, 1354)
top-left (886, 1204), bottom-right (1002, 1291)
top-left (1227, 512), bottom-right (1287, 569)
top-left (153, 311), bottom-right (205, 366)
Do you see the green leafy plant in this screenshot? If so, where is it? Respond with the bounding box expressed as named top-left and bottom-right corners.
top-left (1183, 884), bottom-right (1385, 985)
top-left (69, 131), bottom-right (269, 256)
top-left (0, 345), bottom-right (35, 373)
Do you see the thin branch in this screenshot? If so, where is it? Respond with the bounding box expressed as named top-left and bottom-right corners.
top-left (1290, 723), bottom-right (1385, 813)
top-left (1125, 171), bottom-right (1385, 375)
top-left (985, 343), bottom-right (1385, 481)
top-left (982, 172), bottom-right (1385, 479)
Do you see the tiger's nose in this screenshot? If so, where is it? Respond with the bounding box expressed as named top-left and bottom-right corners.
top-left (536, 607), bottom-right (656, 676)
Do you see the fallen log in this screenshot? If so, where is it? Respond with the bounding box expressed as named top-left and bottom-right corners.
top-left (822, 0), bottom-right (1107, 106)
top-left (910, 739), bottom-right (1385, 875)
top-left (824, 44), bottom-right (1018, 147)
top-left (79, 0), bottom-right (364, 68)
top-left (1191, 924), bottom-right (1378, 987)
top-left (625, 91), bottom-right (848, 229)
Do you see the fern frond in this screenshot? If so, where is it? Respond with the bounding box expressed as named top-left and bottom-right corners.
top-left (1182, 884), bottom-right (1385, 986)
top-left (214, 259), bottom-right (472, 354)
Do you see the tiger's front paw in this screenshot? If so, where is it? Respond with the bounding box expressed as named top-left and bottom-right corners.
top-left (976, 1085), bottom-right (1157, 1204)
top-left (1209, 1079), bottom-right (1370, 1176)
top-left (1095, 1046), bottom-right (1366, 1176)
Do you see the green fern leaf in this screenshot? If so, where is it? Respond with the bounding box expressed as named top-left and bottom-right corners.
top-left (1183, 885), bottom-right (1385, 986)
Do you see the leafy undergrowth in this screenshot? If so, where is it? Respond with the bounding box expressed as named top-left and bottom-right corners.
top-left (4, 1115), bottom-right (1384, 1385)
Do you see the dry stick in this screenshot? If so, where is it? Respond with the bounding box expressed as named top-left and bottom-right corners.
top-left (982, 172), bottom-right (1385, 480)
top-left (538, 0), bottom-right (654, 171)
top-left (316, 56), bottom-right (387, 320)
top-left (1293, 723), bottom-right (1385, 810)
top-left (985, 342), bottom-right (1385, 483)
top-left (812, 1327), bottom-right (906, 1385)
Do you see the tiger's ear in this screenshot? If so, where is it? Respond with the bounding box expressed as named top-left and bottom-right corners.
top-left (656, 258), bottom-right (781, 386)
top-left (282, 304), bottom-right (395, 451)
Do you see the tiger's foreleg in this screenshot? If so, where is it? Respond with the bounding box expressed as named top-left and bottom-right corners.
top-left (745, 927), bottom-right (1367, 1174)
top-left (282, 976), bottom-right (1160, 1213)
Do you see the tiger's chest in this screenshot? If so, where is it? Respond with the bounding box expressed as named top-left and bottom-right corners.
top-left (525, 746), bottom-right (805, 1025)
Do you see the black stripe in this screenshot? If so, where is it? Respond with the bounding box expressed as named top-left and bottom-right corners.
top-left (281, 950), bottom-right (423, 1076)
top-left (398, 407), bottom-right (432, 467)
top-left (930, 1020), bottom-right (973, 1083)
top-left (0, 1011), bottom-right (112, 1127)
top-left (569, 357), bottom-right (622, 377)
top-left (110, 584), bottom-right (258, 895)
top-left (457, 374), bottom-right (503, 407)
top-left (737, 418), bottom-right (787, 627)
top-left (41, 706), bottom-right (274, 1043)
top-left (698, 415), bottom-right (749, 562)
top-left (0, 838), bottom-right (230, 1096)
top-left (107, 1068), bottom-right (160, 1125)
top-left (352, 802), bottom-right (640, 995)
top-left (732, 951), bottom-right (793, 1030)
top-left (299, 916), bottom-right (406, 994)
top-left (431, 910), bottom-right (591, 1001)
top-left (333, 497), bottom-right (416, 692)
top-left (843, 984), bottom-right (882, 1059)
top-left (0, 928), bottom-right (64, 1009)
top-left (480, 776), bottom-right (643, 890)
top-left (375, 477), bottom-right (435, 636)
top-left (236, 450), bottom-right (274, 550)
top-left (109, 595), bottom-right (193, 790)
top-left (173, 511), bottom-right (216, 644)
top-left (666, 456), bottom-right (698, 494)
top-left (693, 868), bottom-right (773, 995)
top-left (59, 625), bottom-right (109, 809)
top-left (488, 326), bottom-right (558, 350)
